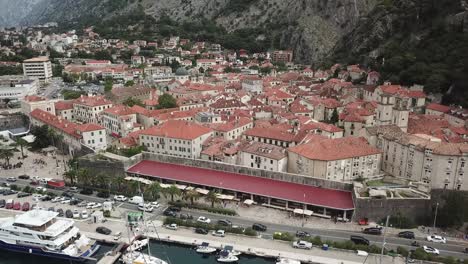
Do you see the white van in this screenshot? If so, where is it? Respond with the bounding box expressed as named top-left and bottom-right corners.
top-left (128, 196), bottom-right (144, 205)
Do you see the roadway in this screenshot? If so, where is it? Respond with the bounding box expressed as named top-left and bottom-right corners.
top-left (2, 178), bottom-right (467, 259)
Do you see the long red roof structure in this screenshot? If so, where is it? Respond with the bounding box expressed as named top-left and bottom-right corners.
top-left (127, 160), bottom-right (354, 210)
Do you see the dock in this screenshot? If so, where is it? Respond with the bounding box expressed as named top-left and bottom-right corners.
top-left (83, 232), bottom-right (124, 264)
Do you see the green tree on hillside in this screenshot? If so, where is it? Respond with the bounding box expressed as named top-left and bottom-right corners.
top-left (158, 94), bottom-right (177, 109)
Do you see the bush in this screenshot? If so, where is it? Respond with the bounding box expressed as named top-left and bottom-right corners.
top-left (168, 201), bottom-right (237, 216)
top-left (97, 191), bottom-right (110, 198)
top-left (10, 185), bottom-right (19, 191)
top-left (103, 210), bottom-right (111, 217)
top-left (22, 186), bottom-right (33, 193)
top-left (397, 246), bottom-right (409, 257)
top-left (163, 217), bottom-right (257, 237)
top-left (273, 232), bottom-right (295, 241)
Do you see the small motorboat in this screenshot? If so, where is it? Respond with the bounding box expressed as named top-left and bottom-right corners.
top-left (127, 238), bottom-right (149, 252)
top-left (276, 258), bottom-right (301, 264)
top-left (222, 245), bottom-right (241, 256)
top-left (196, 242), bottom-right (217, 254)
top-left (217, 250), bottom-right (239, 263)
top-left (121, 251), bottom-right (168, 264)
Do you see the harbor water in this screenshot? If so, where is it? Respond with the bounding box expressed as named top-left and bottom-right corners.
top-left (0, 241), bottom-right (275, 264)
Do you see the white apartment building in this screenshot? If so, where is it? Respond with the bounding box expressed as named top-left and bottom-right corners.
top-left (101, 105), bottom-right (138, 137)
top-left (0, 76), bottom-right (39, 100)
top-left (365, 125), bottom-right (468, 190)
top-left (29, 109), bottom-right (107, 152)
top-left (288, 137), bottom-right (382, 182)
top-left (72, 95), bottom-right (113, 124)
top-left (23, 56), bottom-right (53, 83)
top-left (238, 141), bottom-right (287, 172)
top-left (196, 59), bottom-right (216, 69)
top-left (138, 120), bottom-right (212, 159)
top-left (54, 101), bottom-right (74, 121)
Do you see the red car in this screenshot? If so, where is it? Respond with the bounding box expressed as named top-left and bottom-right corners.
top-left (13, 202), bottom-right (21, 210)
top-left (358, 218), bottom-right (369, 225)
top-left (30, 180), bottom-right (39, 186)
top-left (5, 200), bottom-right (13, 209)
top-left (22, 202), bottom-right (30, 211)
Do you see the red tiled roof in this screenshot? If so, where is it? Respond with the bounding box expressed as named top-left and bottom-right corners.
top-left (244, 126), bottom-right (296, 142)
top-left (127, 160), bottom-right (354, 210)
top-left (288, 137), bottom-right (381, 161)
top-left (54, 100), bottom-right (74, 110)
top-left (23, 95), bottom-right (46, 102)
top-left (76, 123), bottom-right (105, 132)
top-left (73, 95), bottom-right (112, 107)
top-left (139, 120), bottom-right (212, 140)
top-left (103, 105), bottom-right (136, 116)
top-left (426, 103), bottom-right (451, 113)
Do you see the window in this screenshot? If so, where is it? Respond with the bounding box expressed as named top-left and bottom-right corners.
top-left (270, 160), bottom-right (273, 164)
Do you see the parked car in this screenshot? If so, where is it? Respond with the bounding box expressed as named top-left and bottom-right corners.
top-left (18, 175), bottom-right (30, 180)
top-left (69, 187), bottom-right (79, 192)
top-left (13, 202), bottom-right (21, 210)
top-left (3, 189), bottom-right (17, 196)
top-left (41, 195), bottom-right (52, 201)
top-left (293, 240), bottom-right (313, 250)
top-left (22, 202), bottom-right (30, 211)
top-left (0, 199), bottom-right (5, 208)
top-left (48, 207), bottom-right (55, 212)
top-left (96, 226), bottom-right (112, 235)
top-left (252, 223), bottom-right (267, 232)
top-left (398, 231), bottom-right (415, 239)
top-left (363, 227), bottom-right (382, 235)
top-left (1, 182), bottom-right (10, 187)
top-left (81, 211), bottom-right (89, 219)
top-left (60, 199), bottom-right (71, 204)
top-left (86, 202), bottom-right (102, 209)
top-left (70, 198), bottom-right (82, 205)
top-left (150, 201), bottom-right (160, 208)
top-left (195, 228), bottom-right (209, 235)
top-left (197, 216), bottom-right (211, 224)
top-left (168, 206), bottom-right (181, 212)
top-left (77, 201), bottom-right (87, 207)
top-left (163, 209), bottom-right (177, 217)
top-left (212, 230), bottom-right (225, 237)
top-left (30, 180), bottom-right (39, 186)
top-left (114, 195), bottom-right (127, 202)
top-left (165, 223), bottom-right (178, 230)
top-left (36, 187), bottom-right (47, 192)
top-left (113, 232), bottom-right (122, 241)
top-left (62, 191), bottom-right (74, 198)
top-left (17, 192), bottom-right (30, 198)
top-left (57, 209), bottom-right (64, 217)
top-left (5, 199), bottom-right (13, 209)
top-left (296, 231), bottom-right (311, 238)
top-left (6, 177), bottom-right (16, 182)
top-left (217, 219), bottom-right (232, 226)
top-left (73, 210), bottom-right (80, 218)
top-left (65, 209), bottom-right (73, 218)
top-left (426, 235), bottom-right (446, 243)
top-left (423, 246), bottom-right (440, 255)
top-left (350, 235), bottom-right (370, 245)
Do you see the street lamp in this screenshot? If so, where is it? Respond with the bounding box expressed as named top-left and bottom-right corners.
top-left (433, 202), bottom-right (439, 229)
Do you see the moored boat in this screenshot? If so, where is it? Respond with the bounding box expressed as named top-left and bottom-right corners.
top-left (196, 242), bottom-right (217, 254)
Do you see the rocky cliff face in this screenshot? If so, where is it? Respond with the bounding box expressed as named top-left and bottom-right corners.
top-left (5, 0), bottom-right (378, 63)
top-left (0, 0), bottom-right (45, 27)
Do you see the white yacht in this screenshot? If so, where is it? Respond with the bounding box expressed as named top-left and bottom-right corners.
top-left (196, 242), bottom-right (217, 254)
top-left (276, 258), bottom-right (301, 264)
top-left (0, 210), bottom-right (100, 262)
top-left (217, 250), bottom-right (239, 263)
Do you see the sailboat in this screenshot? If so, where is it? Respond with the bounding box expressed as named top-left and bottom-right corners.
top-left (120, 180), bottom-right (169, 264)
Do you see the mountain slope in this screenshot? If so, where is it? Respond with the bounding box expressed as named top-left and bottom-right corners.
top-left (18, 0), bottom-right (379, 63)
top-left (0, 0), bottom-right (45, 27)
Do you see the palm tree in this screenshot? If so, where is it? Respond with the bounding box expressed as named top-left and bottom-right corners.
top-left (96, 173), bottom-right (110, 189)
top-left (16, 138), bottom-right (28, 159)
top-left (47, 128), bottom-right (57, 148)
top-left (63, 169), bottom-right (77, 185)
top-left (127, 180), bottom-right (141, 196)
top-left (76, 169), bottom-right (91, 187)
top-left (144, 182), bottom-right (161, 201)
top-left (113, 176), bottom-right (126, 192)
top-left (0, 148), bottom-right (14, 167)
top-left (163, 184), bottom-right (181, 202)
top-left (183, 189), bottom-right (200, 205)
top-left (206, 191), bottom-right (220, 208)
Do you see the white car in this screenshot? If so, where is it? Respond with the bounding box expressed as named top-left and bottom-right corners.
top-left (150, 201), bottom-right (160, 208)
top-left (426, 235), bottom-right (446, 243)
top-left (165, 223), bottom-right (178, 230)
top-left (138, 204), bottom-right (154, 212)
top-left (60, 199), bottom-right (71, 204)
top-left (51, 197), bottom-right (62, 203)
top-left (72, 210), bottom-right (80, 218)
top-left (36, 187), bottom-right (47, 192)
top-left (293, 240), bottom-right (313, 250)
top-left (423, 246), bottom-right (440, 255)
top-left (81, 211), bottom-right (89, 219)
top-left (212, 230), bottom-right (225, 237)
top-left (114, 195), bottom-right (127, 202)
top-left (356, 250), bottom-right (369, 257)
top-left (113, 232), bottom-right (122, 241)
top-left (86, 202), bottom-right (102, 209)
top-left (197, 216), bottom-right (211, 224)
top-left (77, 201), bottom-right (87, 207)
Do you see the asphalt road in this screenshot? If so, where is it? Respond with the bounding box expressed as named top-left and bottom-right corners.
top-left (2, 178), bottom-right (467, 259)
